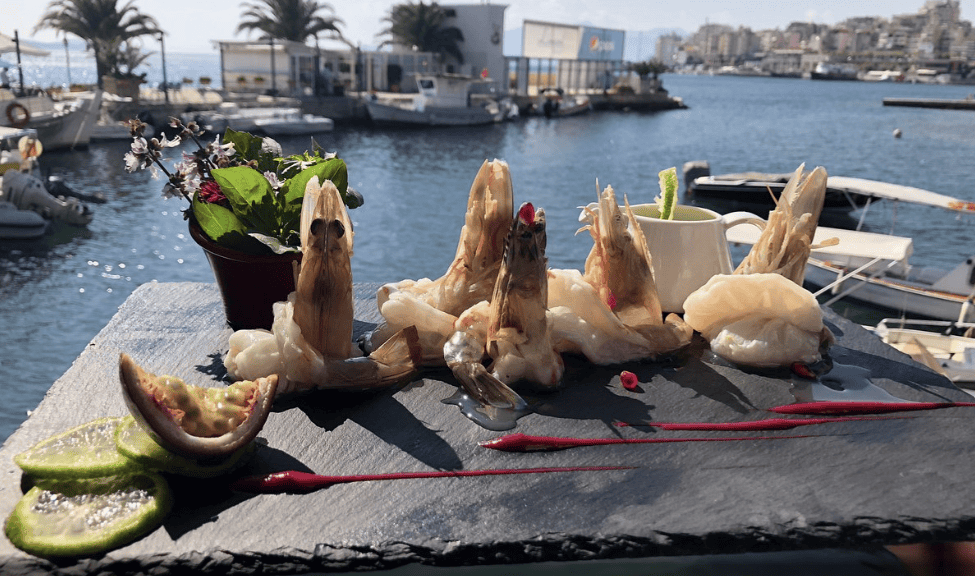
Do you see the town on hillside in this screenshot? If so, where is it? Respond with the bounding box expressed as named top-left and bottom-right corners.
top-left (656, 0), bottom-right (975, 83)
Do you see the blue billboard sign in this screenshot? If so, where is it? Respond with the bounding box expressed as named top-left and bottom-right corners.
top-left (577, 26), bottom-right (625, 61)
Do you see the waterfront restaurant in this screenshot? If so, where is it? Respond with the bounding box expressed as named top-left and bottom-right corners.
top-left (508, 19), bottom-right (630, 96)
top-left (213, 3), bottom-right (510, 98)
top-left (212, 5), bottom-right (639, 102)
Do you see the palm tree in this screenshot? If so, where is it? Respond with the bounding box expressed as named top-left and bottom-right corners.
top-left (632, 59), bottom-right (668, 80)
top-left (378, 1), bottom-right (464, 66)
top-left (34, 0), bottom-right (160, 87)
top-left (236, 0), bottom-right (344, 43)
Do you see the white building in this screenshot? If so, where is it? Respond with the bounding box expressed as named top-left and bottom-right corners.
top-left (215, 3), bottom-right (509, 97)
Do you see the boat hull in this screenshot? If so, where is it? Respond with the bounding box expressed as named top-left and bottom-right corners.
top-left (252, 116), bottom-right (334, 136)
top-left (14, 91), bottom-right (102, 150)
top-left (365, 101), bottom-right (498, 126)
top-left (805, 258), bottom-right (974, 322)
top-left (0, 202), bottom-right (47, 240)
top-left (687, 178), bottom-right (874, 217)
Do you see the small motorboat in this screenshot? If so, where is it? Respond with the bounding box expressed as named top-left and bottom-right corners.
top-left (532, 88), bottom-right (592, 118)
top-left (0, 88), bottom-right (103, 150)
top-left (1, 169), bottom-right (93, 227)
top-left (871, 318), bottom-right (975, 389)
top-left (252, 110), bottom-right (334, 136)
top-left (683, 161), bottom-right (879, 222)
top-left (0, 126), bottom-right (93, 236)
top-left (364, 74), bottom-right (506, 126)
top-left (725, 175), bottom-right (975, 323)
top-left (193, 103), bottom-right (333, 136)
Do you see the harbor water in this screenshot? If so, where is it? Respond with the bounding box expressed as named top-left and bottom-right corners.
top-left (2, 73), bottom-right (975, 442)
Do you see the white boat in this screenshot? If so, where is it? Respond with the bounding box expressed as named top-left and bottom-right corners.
top-left (810, 62), bottom-right (859, 81)
top-left (251, 110), bottom-right (333, 136)
top-left (725, 179), bottom-right (975, 323)
top-left (872, 318), bottom-right (975, 388)
top-left (193, 103), bottom-right (332, 136)
top-left (862, 70), bottom-right (903, 82)
top-left (364, 74), bottom-right (505, 126)
top-left (0, 88), bottom-right (103, 150)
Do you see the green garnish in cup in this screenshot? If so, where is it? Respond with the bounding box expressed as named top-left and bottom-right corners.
top-left (657, 167), bottom-right (678, 220)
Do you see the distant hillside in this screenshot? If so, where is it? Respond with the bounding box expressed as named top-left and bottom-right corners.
top-left (503, 26), bottom-right (686, 61)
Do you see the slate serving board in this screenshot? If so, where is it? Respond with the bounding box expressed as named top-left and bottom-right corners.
top-left (1, 281), bottom-right (973, 575)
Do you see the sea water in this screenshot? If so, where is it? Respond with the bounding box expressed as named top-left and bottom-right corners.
top-left (2, 73), bottom-right (975, 442)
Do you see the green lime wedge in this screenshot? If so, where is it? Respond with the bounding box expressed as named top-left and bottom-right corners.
top-left (5, 472), bottom-right (172, 558)
top-left (114, 416), bottom-right (256, 478)
top-left (14, 417), bottom-right (140, 480)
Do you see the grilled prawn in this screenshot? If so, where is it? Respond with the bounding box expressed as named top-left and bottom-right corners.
top-left (547, 184), bottom-right (692, 364)
top-left (122, 176), bottom-right (420, 458)
top-left (683, 164), bottom-right (836, 367)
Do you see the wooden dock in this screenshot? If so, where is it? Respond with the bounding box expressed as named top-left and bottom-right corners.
top-left (883, 97), bottom-right (975, 110)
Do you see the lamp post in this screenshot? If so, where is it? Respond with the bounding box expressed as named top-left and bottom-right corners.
top-left (14, 30), bottom-right (24, 93)
top-left (159, 31), bottom-right (170, 104)
top-left (269, 37), bottom-right (277, 98)
top-left (64, 38), bottom-right (71, 88)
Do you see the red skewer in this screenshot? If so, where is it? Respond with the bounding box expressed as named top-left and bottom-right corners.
top-left (770, 400), bottom-right (975, 415)
top-left (230, 465), bottom-right (635, 494)
top-left (479, 432), bottom-right (818, 453)
top-left (615, 415), bottom-right (903, 431)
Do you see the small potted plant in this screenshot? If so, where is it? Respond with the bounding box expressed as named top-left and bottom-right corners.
top-left (123, 117), bottom-right (363, 328)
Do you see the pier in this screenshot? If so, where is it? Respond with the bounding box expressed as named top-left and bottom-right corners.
top-left (882, 97), bottom-right (975, 110)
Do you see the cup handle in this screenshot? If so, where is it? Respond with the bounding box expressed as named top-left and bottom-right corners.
top-left (722, 211), bottom-right (766, 231)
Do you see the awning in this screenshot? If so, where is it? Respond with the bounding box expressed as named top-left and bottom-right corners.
top-left (0, 32), bottom-right (51, 57)
top-left (828, 176), bottom-right (975, 214)
top-left (727, 223), bottom-right (914, 265)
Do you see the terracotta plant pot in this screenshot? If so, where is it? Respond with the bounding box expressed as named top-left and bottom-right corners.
top-left (189, 221), bottom-right (301, 330)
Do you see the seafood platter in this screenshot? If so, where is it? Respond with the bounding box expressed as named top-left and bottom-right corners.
top-left (2, 160), bottom-right (975, 573)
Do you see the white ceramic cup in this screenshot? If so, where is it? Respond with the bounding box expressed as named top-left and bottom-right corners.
top-left (629, 205), bottom-right (765, 314)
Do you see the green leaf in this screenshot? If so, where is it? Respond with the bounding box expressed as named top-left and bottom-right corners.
top-left (278, 158), bottom-right (351, 234)
top-left (223, 129), bottom-right (261, 161)
top-left (657, 167), bottom-right (678, 220)
top-left (211, 166), bottom-right (280, 238)
top-left (192, 196), bottom-right (267, 253)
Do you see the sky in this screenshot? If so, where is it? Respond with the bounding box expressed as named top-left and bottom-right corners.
top-left (4, 0), bottom-right (975, 54)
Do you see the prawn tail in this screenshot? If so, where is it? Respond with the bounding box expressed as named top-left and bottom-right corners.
top-left (319, 326), bottom-right (423, 391)
top-left (449, 360), bottom-right (528, 413)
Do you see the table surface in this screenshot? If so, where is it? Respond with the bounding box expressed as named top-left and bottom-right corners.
top-left (1, 281), bottom-right (973, 575)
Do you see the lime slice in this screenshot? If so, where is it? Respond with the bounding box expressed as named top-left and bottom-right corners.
top-left (114, 416), bottom-right (256, 478)
top-left (5, 472), bottom-right (172, 558)
top-left (14, 417), bottom-right (140, 480)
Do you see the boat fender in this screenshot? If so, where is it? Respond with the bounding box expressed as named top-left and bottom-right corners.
top-left (968, 257), bottom-right (975, 286)
top-left (5, 102), bottom-right (29, 128)
top-left (1, 170), bottom-right (93, 226)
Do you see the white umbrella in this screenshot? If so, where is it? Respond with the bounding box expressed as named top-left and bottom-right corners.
top-left (0, 32), bottom-right (51, 57)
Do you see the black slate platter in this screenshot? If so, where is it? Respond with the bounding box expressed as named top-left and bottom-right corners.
top-left (1, 282), bottom-right (973, 575)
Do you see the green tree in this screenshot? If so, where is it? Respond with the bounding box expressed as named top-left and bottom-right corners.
top-left (378, 1), bottom-right (464, 66)
top-left (631, 59), bottom-right (668, 79)
top-left (34, 0), bottom-right (160, 87)
top-left (236, 0), bottom-right (344, 43)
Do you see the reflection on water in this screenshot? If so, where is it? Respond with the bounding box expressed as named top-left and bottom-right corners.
top-left (3, 75), bottom-right (975, 442)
